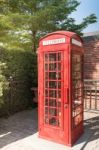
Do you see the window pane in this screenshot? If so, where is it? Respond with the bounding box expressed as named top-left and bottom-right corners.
top-left (49, 99), bottom-right (57, 107)
top-left (45, 107), bottom-right (48, 115)
top-left (58, 101), bottom-right (61, 107)
top-left (58, 82), bottom-right (61, 89)
top-left (74, 114), bottom-right (83, 126)
top-left (49, 72), bottom-right (56, 79)
top-left (45, 72), bottom-right (49, 79)
top-left (49, 72), bottom-right (61, 80)
top-left (45, 90), bottom-right (48, 97)
top-left (58, 53), bottom-right (61, 61)
top-left (58, 91), bottom-right (61, 98)
top-left (58, 72), bottom-right (61, 79)
top-left (45, 64), bottom-right (48, 71)
top-left (45, 116), bottom-right (49, 124)
top-left (49, 118), bottom-right (58, 126)
top-left (49, 53), bottom-right (57, 61)
top-left (49, 63), bottom-right (57, 71)
top-left (49, 90), bottom-right (57, 98)
top-left (45, 99), bottom-right (49, 106)
top-left (49, 108), bottom-right (57, 116)
top-left (58, 63), bottom-right (61, 70)
top-left (45, 81), bottom-right (49, 88)
top-left (49, 81), bottom-right (57, 88)
top-left (45, 54), bottom-right (49, 61)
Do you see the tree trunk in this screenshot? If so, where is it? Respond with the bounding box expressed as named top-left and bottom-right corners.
top-left (32, 31), bottom-right (37, 53)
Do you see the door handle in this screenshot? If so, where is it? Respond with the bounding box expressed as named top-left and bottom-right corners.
top-left (64, 87), bottom-right (69, 103)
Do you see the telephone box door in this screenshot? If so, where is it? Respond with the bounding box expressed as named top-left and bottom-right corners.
top-left (39, 50), bottom-right (69, 145)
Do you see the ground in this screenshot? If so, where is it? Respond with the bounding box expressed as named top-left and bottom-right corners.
top-left (0, 108), bottom-right (99, 150)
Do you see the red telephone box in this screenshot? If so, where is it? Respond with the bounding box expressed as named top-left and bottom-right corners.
top-left (38, 31), bottom-right (84, 146)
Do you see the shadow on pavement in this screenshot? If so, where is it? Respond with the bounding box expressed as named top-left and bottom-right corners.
top-left (0, 108), bottom-right (38, 149)
top-left (81, 114), bottom-right (99, 149)
top-left (73, 112), bottom-right (99, 150)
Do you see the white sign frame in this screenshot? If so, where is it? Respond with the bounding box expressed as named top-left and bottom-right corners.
top-left (72, 38), bottom-right (82, 47)
top-left (42, 38), bottom-right (65, 46)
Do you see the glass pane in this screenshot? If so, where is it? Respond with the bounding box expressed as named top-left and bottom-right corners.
top-left (58, 91), bottom-right (61, 98)
top-left (49, 108), bottom-right (57, 116)
top-left (74, 113), bottom-right (83, 126)
top-left (58, 72), bottom-right (61, 79)
top-left (45, 64), bottom-right (48, 71)
top-left (75, 105), bottom-right (82, 116)
top-left (45, 116), bottom-right (49, 124)
top-left (58, 82), bottom-right (61, 89)
top-left (57, 109), bottom-right (61, 116)
top-left (45, 81), bottom-right (49, 88)
top-left (58, 101), bottom-right (61, 107)
top-left (49, 99), bottom-right (57, 107)
top-left (45, 107), bottom-right (48, 115)
top-left (49, 72), bottom-right (61, 80)
top-left (58, 63), bottom-right (61, 70)
top-left (76, 63), bottom-right (81, 71)
top-left (49, 72), bottom-right (56, 79)
top-left (45, 99), bottom-right (49, 106)
top-left (45, 54), bottom-right (49, 61)
top-left (58, 53), bottom-right (61, 61)
top-left (45, 90), bottom-right (48, 97)
top-left (49, 63), bottom-right (57, 71)
top-left (49, 81), bottom-right (57, 88)
top-left (49, 53), bottom-right (57, 61)
top-left (49, 90), bottom-right (57, 98)
top-left (45, 72), bottom-right (48, 79)
top-left (49, 118), bottom-right (58, 126)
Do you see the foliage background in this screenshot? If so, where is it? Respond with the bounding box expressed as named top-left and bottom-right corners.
top-left (0, 47), bottom-right (37, 116)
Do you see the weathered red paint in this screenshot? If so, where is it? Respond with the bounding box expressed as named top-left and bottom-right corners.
top-left (38, 31), bottom-right (84, 146)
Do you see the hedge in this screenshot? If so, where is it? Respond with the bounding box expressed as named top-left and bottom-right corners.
top-left (0, 47), bottom-right (37, 116)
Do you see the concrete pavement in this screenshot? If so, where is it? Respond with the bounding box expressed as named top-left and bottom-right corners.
top-left (0, 108), bottom-right (99, 150)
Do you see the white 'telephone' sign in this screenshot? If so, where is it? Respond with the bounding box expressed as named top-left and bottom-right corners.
top-left (72, 39), bottom-right (82, 47)
top-left (43, 38), bottom-right (65, 46)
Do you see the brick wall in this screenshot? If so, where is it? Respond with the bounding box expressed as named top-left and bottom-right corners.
top-left (83, 35), bottom-right (99, 79)
top-left (83, 34), bottom-right (99, 110)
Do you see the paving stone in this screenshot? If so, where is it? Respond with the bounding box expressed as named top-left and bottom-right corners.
top-left (0, 109), bottom-right (99, 150)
